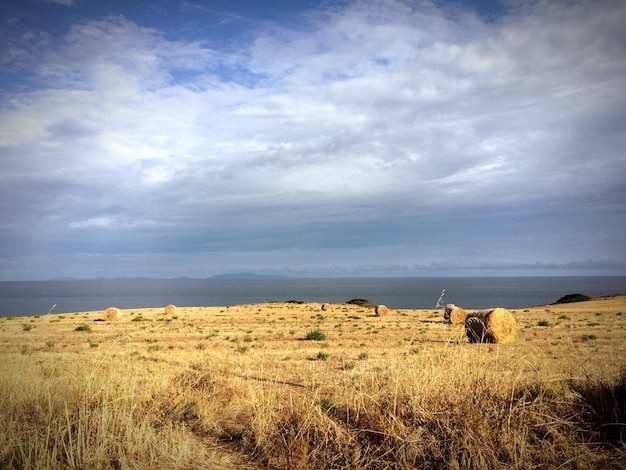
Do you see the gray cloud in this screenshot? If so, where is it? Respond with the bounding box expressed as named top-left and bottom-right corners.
top-left (0, 0), bottom-right (625, 279)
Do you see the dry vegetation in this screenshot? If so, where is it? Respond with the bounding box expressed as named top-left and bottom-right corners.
top-left (1, 295), bottom-right (625, 469)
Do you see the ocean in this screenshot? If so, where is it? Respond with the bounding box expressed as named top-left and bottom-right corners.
top-left (1, 276), bottom-right (624, 317)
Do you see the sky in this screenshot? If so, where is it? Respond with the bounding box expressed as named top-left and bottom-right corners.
top-left (0, 0), bottom-right (625, 280)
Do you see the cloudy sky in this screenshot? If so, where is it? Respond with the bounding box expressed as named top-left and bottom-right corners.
top-left (0, 0), bottom-right (624, 280)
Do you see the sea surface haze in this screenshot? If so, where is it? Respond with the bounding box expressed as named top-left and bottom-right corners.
top-left (0, 277), bottom-right (624, 317)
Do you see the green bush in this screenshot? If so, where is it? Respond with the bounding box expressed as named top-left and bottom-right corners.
top-left (75, 324), bottom-right (91, 332)
top-left (346, 298), bottom-right (375, 308)
top-left (341, 361), bottom-right (356, 371)
top-left (305, 328), bottom-right (326, 341)
top-left (553, 293), bottom-right (592, 304)
top-left (316, 351), bottom-right (329, 361)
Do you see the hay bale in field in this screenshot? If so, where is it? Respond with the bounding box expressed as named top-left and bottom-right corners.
top-left (465, 315), bottom-right (488, 343)
top-left (164, 304), bottom-right (177, 315)
top-left (322, 302), bottom-right (341, 311)
top-left (465, 308), bottom-right (516, 344)
top-left (375, 304), bottom-right (389, 316)
top-left (444, 304), bottom-right (467, 324)
top-left (443, 304), bottom-right (455, 321)
top-left (104, 307), bottom-right (121, 321)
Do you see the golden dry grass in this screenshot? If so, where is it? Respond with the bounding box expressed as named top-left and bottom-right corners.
top-left (1, 296), bottom-right (625, 469)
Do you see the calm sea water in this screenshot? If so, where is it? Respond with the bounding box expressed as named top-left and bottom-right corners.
top-left (0, 277), bottom-right (624, 317)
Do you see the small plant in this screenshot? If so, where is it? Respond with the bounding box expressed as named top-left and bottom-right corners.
top-left (537, 320), bottom-right (551, 327)
top-left (236, 345), bottom-right (249, 353)
top-left (305, 328), bottom-right (326, 341)
top-left (318, 396), bottom-right (337, 415)
top-left (581, 334), bottom-right (597, 341)
top-left (75, 324), bottom-right (91, 332)
top-left (22, 324), bottom-right (34, 331)
top-left (316, 351), bottom-right (329, 361)
top-left (341, 361), bottom-right (356, 371)
top-left (558, 315), bottom-right (571, 320)
top-left (358, 352), bottom-right (369, 360)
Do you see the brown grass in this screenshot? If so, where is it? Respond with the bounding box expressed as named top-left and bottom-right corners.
top-left (1, 296), bottom-right (625, 469)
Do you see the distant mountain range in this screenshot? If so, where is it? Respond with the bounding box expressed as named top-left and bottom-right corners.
top-left (207, 273), bottom-right (287, 280)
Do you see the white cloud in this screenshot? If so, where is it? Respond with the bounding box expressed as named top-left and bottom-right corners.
top-left (1, 0), bottom-right (625, 278)
top-left (69, 216), bottom-right (113, 228)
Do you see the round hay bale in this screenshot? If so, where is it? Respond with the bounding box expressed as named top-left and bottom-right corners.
top-left (465, 315), bottom-right (488, 343)
top-left (444, 304), bottom-right (467, 324)
top-left (321, 303), bottom-right (328, 311)
top-left (164, 304), bottom-right (177, 315)
top-left (449, 307), bottom-right (467, 324)
top-left (464, 308), bottom-right (516, 343)
top-left (104, 307), bottom-right (121, 321)
top-left (444, 304), bottom-right (457, 321)
top-left (485, 307), bottom-right (516, 344)
top-left (375, 304), bottom-right (389, 316)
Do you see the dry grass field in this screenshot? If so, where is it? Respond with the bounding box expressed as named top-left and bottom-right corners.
top-left (1, 295), bottom-right (625, 469)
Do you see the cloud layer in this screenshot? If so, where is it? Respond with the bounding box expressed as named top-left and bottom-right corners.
top-left (1, 0), bottom-right (625, 279)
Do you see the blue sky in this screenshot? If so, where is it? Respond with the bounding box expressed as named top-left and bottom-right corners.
top-left (0, 0), bottom-right (625, 280)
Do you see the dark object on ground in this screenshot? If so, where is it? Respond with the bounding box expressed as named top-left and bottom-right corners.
top-left (285, 299), bottom-right (304, 304)
top-left (553, 294), bottom-right (592, 304)
top-left (346, 298), bottom-right (376, 308)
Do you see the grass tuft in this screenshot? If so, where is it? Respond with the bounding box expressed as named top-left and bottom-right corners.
top-left (305, 328), bottom-right (326, 341)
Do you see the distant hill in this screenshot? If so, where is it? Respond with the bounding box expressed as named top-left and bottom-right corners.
top-left (208, 273), bottom-right (287, 280)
